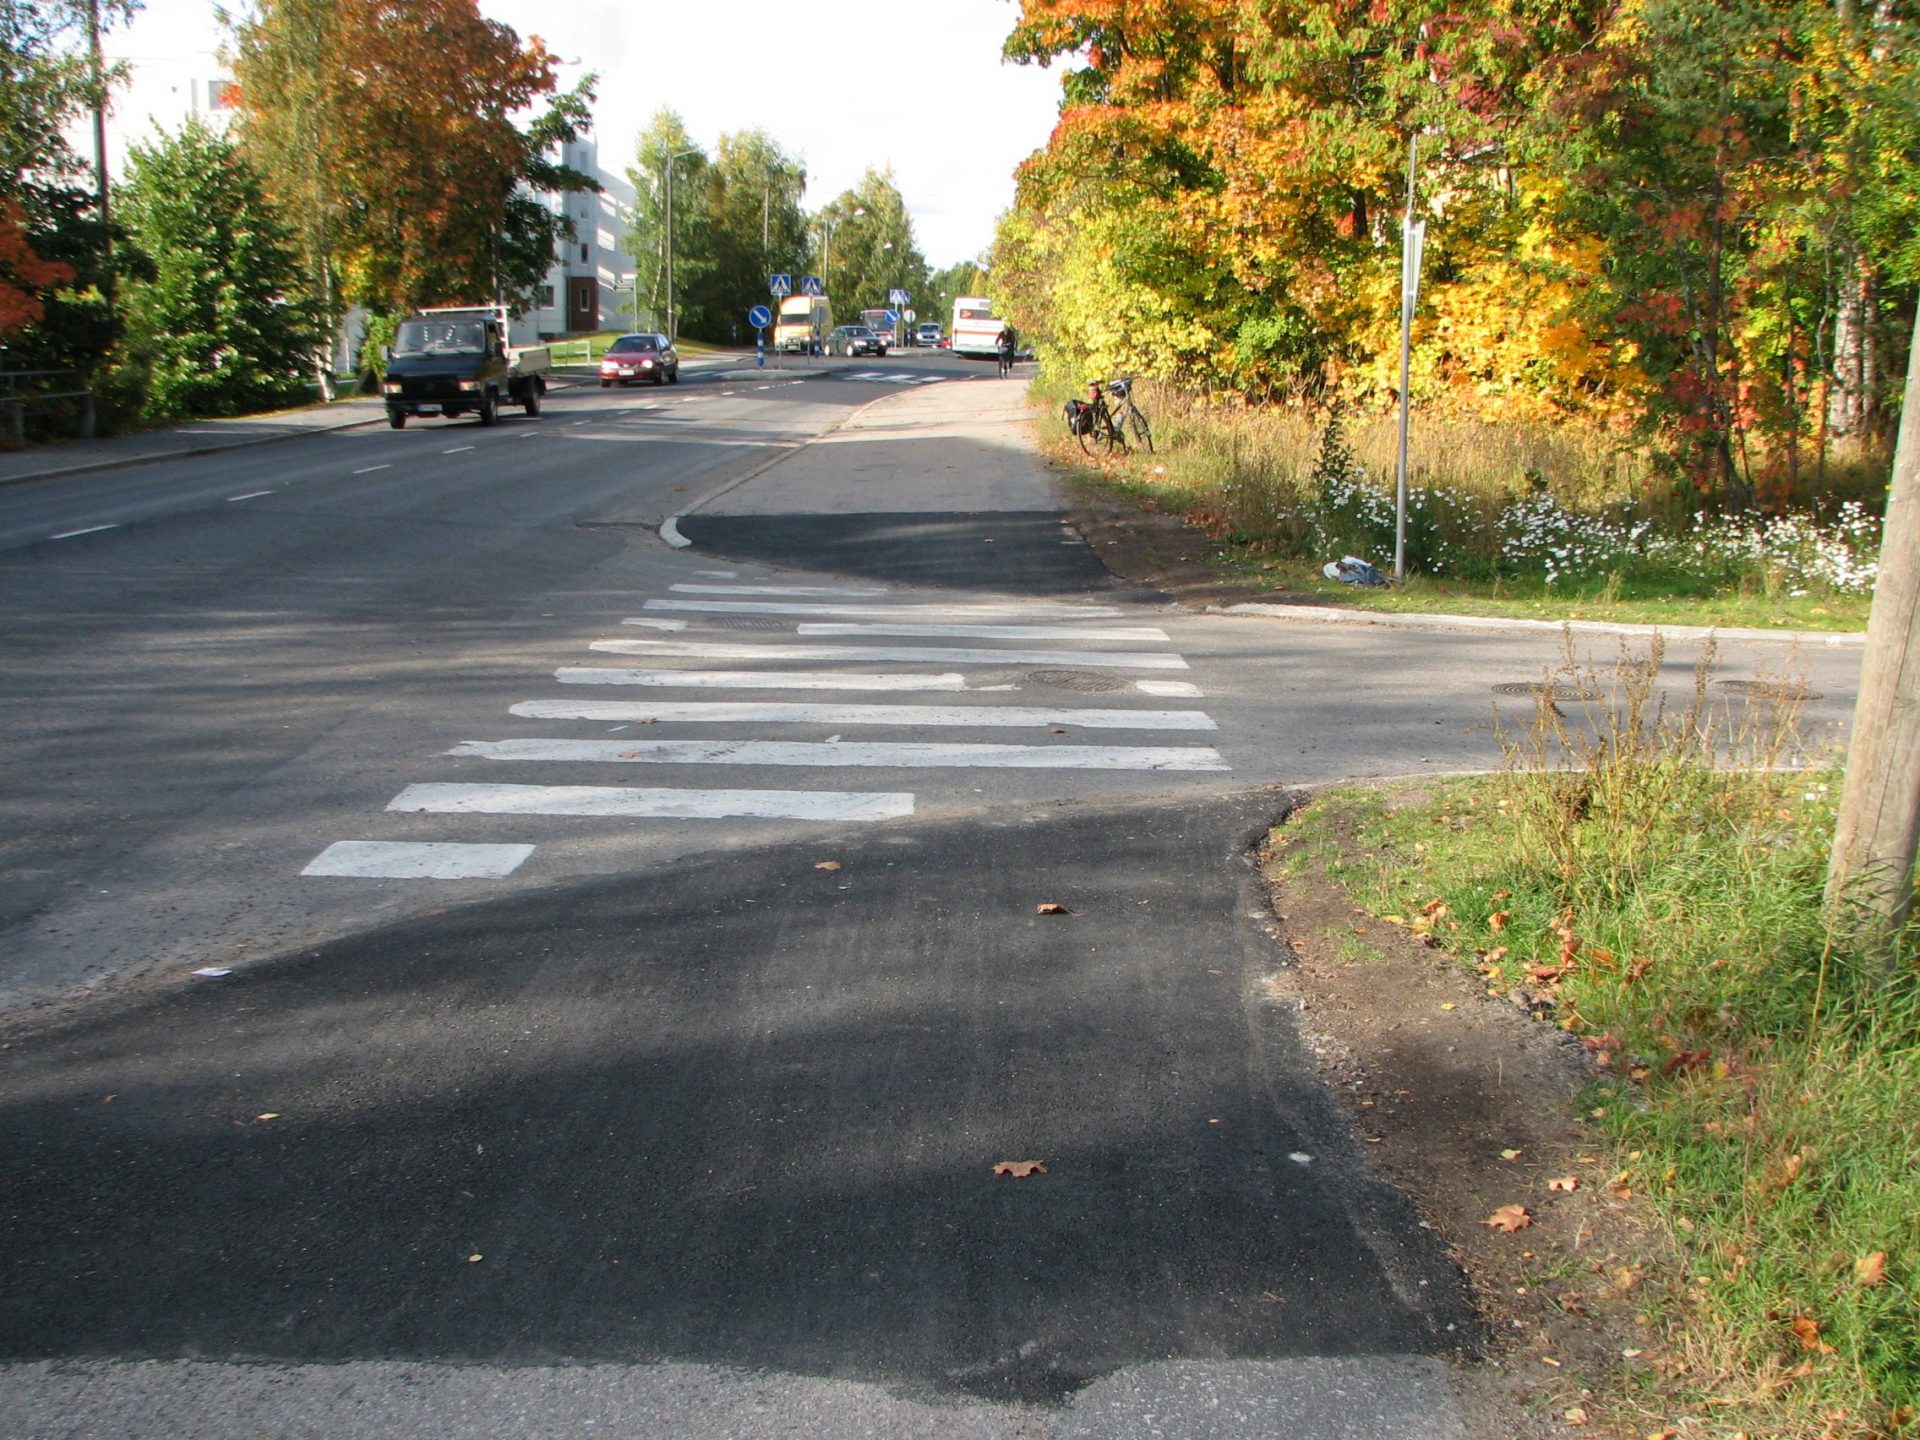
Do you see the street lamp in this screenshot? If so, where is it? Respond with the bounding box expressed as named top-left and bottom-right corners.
top-left (663, 147), bottom-right (699, 341)
top-left (817, 207), bottom-right (864, 298)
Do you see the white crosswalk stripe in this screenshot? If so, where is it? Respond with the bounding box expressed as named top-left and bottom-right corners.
top-left (306, 583), bottom-right (1228, 880)
top-left (843, 371), bottom-right (947, 385)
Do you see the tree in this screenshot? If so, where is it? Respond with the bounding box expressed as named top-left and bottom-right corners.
top-left (117, 119), bottom-right (320, 420)
top-left (229, 0), bottom-right (599, 338)
top-left (690, 128), bottom-right (806, 342)
top-left (814, 167), bottom-right (927, 319)
top-left (622, 109), bottom-right (710, 333)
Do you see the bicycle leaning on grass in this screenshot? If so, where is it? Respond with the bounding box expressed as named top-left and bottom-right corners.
top-left (1063, 378), bottom-right (1153, 456)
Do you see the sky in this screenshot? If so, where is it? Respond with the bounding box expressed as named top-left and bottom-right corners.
top-left (104, 0), bottom-right (1071, 268)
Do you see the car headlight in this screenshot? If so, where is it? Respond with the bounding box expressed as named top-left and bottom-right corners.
top-left (382, 381), bottom-right (402, 395)
top-left (457, 379), bottom-right (481, 391)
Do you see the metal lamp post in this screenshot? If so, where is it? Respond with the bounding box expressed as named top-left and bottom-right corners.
top-left (663, 147), bottom-right (699, 341)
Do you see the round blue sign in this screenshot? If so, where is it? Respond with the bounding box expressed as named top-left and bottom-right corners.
top-left (748, 305), bottom-right (773, 329)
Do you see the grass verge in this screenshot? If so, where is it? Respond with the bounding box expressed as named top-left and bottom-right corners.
top-left (1267, 643), bottom-right (1917, 1436)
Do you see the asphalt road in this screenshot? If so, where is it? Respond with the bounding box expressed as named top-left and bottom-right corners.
top-left (0, 352), bottom-right (1866, 1437)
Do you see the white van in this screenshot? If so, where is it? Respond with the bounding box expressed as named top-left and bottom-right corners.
top-left (775, 295), bottom-right (832, 354)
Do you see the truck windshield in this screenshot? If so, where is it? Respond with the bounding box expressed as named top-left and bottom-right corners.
top-left (395, 321), bottom-right (486, 356)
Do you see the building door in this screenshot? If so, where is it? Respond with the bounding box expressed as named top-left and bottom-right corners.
top-left (569, 277), bottom-right (599, 333)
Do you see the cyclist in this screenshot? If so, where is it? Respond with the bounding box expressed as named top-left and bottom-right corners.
top-left (996, 325), bottom-right (1018, 378)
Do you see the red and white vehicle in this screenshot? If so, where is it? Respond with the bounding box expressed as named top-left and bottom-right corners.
top-left (950, 296), bottom-right (1003, 358)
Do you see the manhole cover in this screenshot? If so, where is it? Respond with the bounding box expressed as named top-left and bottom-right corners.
top-left (1719, 679), bottom-right (1821, 702)
top-left (1026, 669), bottom-right (1128, 693)
top-left (1492, 681), bottom-right (1602, 702)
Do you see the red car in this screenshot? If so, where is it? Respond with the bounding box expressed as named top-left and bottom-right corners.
top-left (599, 333), bottom-right (681, 387)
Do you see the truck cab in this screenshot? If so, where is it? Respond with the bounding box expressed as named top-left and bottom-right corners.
top-left (381, 306), bottom-right (549, 428)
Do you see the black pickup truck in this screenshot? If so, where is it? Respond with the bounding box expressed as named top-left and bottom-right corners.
top-left (380, 306), bottom-right (550, 428)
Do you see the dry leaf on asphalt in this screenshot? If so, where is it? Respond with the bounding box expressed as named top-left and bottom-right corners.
top-left (1548, 1176), bottom-right (1580, 1193)
top-left (255, 1113), bottom-right (279, 1121)
top-left (993, 1160), bottom-right (1047, 1178)
top-left (1035, 902), bottom-right (1075, 915)
top-left (1485, 1204), bottom-right (1533, 1233)
top-left (813, 860), bottom-right (842, 871)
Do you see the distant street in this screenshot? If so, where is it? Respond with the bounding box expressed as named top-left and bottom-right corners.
top-left (0, 356), bottom-right (1866, 1438)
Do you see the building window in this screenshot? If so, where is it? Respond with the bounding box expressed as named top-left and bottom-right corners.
top-left (579, 242), bottom-right (589, 263)
top-left (539, 285), bottom-right (555, 309)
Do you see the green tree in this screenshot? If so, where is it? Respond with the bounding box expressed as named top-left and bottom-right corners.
top-left (688, 128), bottom-right (806, 342)
top-left (814, 167), bottom-right (927, 319)
top-left (117, 118), bottom-right (320, 420)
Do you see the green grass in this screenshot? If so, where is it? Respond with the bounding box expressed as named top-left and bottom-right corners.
top-left (1276, 647), bottom-right (1918, 1436)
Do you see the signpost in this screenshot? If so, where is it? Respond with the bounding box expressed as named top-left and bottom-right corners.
top-left (749, 304), bottom-right (772, 367)
top-left (800, 275), bottom-right (823, 297)
top-left (769, 274), bottom-right (792, 297)
top-left (889, 289), bottom-right (911, 343)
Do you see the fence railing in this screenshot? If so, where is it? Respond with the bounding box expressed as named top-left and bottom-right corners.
top-left (1, 369), bottom-right (95, 445)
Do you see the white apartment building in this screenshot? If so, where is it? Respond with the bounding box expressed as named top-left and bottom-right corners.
top-left (77, 51), bottom-right (634, 360)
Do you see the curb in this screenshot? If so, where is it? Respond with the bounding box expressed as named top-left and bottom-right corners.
top-left (1211, 600), bottom-right (1867, 647)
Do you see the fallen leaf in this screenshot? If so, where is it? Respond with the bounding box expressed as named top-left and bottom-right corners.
top-left (1501, 1147), bottom-right (1523, 1160)
top-left (1855, 1251), bottom-right (1887, 1287)
top-left (1489, 910), bottom-right (1510, 933)
top-left (1440, 1002), bottom-right (1457, 1012)
top-left (1539, 1354), bottom-right (1560, 1367)
top-left (1563, 1405), bottom-right (1586, 1424)
top-left (1035, 902), bottom-right (1073, 915)
top-left (1049, 726), bottom-right (1067, 734)
top-left (1485, 1204), bottom-right (1533, 1233)
top-left (813, 860), bottom-right (842, 871)
top-left (256, 1112), bottom-right (279, 1121)
top-left (468, 1253), bottom-right (484, 1263)
top-left (1787, 1315), bottom-right (1834, 1353)
top-left (1548, 1176), bottom-right (1580, 1193)
top-left (993, 1160), bottom-right (1047, 1178)
top-left (1421, 898), bottom-right (1449, 917)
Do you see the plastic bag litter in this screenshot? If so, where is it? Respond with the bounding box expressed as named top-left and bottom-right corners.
top-left (1323, 555), bottom-right (1389, 587)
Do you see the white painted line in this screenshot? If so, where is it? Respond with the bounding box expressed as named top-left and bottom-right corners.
top-left (660, 516), bottom-right (691, 549)
top-left (643, 598), bottom-right (1124, 619)
top-left (623, 618), bottom-right (688, 631)
top-left (353, 464), bottom-right (392, 474)
top-left (557, 667), bottom-right (970, 692)
top-left (671, 583), bottom-right (891, 597)
top-left (225, 490), bottom-right (274, 502)
top-left (510, 699), bottom-right (1216, 730)
top-left (49, 524), bottom-right (120, 540)
top-left (798, 621), bottom-right (1169, 642)
top-left (694, 570), bottom-right (738, 578)
top-left (388, 781), bottom-right (913, 822)
top-left (594, 639), bottom-right (1188, 670)
top-left (453, 738), bottom-right (1230, 771)
top-left (443, 445), bottom-right (475, 454)
top-left (301, 840), bottom-right (534, 879)
top-left (1136, 679), bottom-right (1204, 697)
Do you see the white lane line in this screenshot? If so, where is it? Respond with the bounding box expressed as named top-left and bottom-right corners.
top-left (594, 639), bottom-right (1188, 670)
top-left (557, 667), bottom-right (970, 692)
top-left (353, 464), bottom-right (392, 474)
top-left (798, 621), bottom-right (1169, 642)
top-left (642, 598), bottom-right (1124, 619)
top-left (1137, 679), bottom-right (1204, 697)
top-left (226, 490), bottom-right (275, 502)
top-left (453, 738), bottom-right (1230, 771)
top-left (671, 583), bottom-right (891, 597)
top-left (511, 699), bottom-right (1216, 730)
top-left (623, 617), bottom-right (689, 631)
top-left (49, 524), bottom-right (121, 540)
top-left (302, 840), bottom-right (534, 879)
top-left (389, 781), bottom-right (912, 822)
top-left (694, 570), bottom-right (738, 578)
top-left (444, 445), bottom-right (475, 454)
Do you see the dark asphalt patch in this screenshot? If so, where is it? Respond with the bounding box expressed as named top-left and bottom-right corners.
top-left (675, 512), bottom-right (1153, 601)
top-left (0, 795), bottom-right (1475, 1402)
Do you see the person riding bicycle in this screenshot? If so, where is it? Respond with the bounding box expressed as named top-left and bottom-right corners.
top-left (996, 325), bottom-right (1018, 377)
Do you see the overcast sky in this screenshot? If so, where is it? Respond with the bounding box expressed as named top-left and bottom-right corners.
top-left (106, 0), bottom-right (1070, 267)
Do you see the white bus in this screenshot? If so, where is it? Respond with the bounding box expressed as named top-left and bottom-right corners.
top-left (950, 296), bottom-right (1004, 358)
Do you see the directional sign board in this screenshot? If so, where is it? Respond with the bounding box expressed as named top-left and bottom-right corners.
top-left (888, 288), bottom-right (910, 307)
top-left (768, 274), bottom-right (792, 297)
top-left (800, 275), bottom-right (823, 297)
top-left (748, 304), bottom-right (772, 329)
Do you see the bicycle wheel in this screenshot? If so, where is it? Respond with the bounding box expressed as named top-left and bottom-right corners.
top-left (1125, 405), bottom-right (1153, 453)
top-left (1076, 415), bottom-right (1104, 457)
top-left (1097, 413), bottom-right (1122, 455)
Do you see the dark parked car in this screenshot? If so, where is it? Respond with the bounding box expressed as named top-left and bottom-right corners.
top-left (599, 332), bottom-right (680, 386)
top-left (827, 324), bottom-right (886, 357)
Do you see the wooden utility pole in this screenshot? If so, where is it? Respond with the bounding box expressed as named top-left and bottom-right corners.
top-left (1826, 299), bottom-right (1920, 953)
top-left (86, 0), bottom-right (114, 317)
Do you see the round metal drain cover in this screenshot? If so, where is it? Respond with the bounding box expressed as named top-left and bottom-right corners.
top-left (1719, 679), bottom-right (1821, 702)
top-left (1492, 681), bottom-right (1602, 702)
top-left (1027, 669), bottom-right (1128, 693)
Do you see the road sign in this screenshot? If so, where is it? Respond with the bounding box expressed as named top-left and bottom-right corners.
top-left (748, 304), bottom-right (772, 329)
top-left (800, 275), bottom-right (823, 297)
top-left (769, 274), bottom-right (792, 297)
top-left (888, 288), bottom-right (910, 307)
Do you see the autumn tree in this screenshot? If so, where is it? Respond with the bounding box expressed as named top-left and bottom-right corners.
top-left (117, 119), bottom-right (319, 419)
top-left (814, 168), bottom-right (928, 320)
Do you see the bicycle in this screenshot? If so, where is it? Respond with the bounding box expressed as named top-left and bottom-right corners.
top-left (1064, 378), bottom-right (1152, 456)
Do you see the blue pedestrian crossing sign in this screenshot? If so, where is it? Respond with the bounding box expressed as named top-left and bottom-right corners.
top-left (888, 288), bottom-right (910, 307)
top-left (800, 275), bottom-right (823, 297)
top-left (748, 304), bottom-right (772, 329)
top-left (768, 274), bottom-right (792, 297)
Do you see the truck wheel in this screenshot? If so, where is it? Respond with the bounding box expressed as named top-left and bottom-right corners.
top-left (523, 384), bottom-right (541, 417)
top-left (388, 411), bottom-right (406, 430)
top-left (478, 389), bottom-right (498, 426)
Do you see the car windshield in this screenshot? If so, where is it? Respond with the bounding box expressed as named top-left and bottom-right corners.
top-left (394, 320), bottom-right (487, 357)
top-left (609, 336), bottom-right (658, 353)
top-left (848, 328), bottom-right (875, 337)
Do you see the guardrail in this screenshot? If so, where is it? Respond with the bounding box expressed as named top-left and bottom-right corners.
top-left (547, 340), bottom-right (598, 367)
top-left (1, 369), bottom-right (95, 445)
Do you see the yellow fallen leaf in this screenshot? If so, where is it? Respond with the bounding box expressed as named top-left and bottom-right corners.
top-left (1440, 1002), bottom-right (1457, 1012)
top-left (1501, 1148), bottom-right (1523, 1160)
top-left (1854, 1251), bottom-right (1887, 1287)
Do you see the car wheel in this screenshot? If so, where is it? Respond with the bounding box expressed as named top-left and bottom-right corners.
top-left (478, 389), bottom-right (498, 426)
top-left (600, 379), bottom-right (612, 388)
top-left (652, 370), bottom-right (666, 385)
top-left (669, 365), bottom-right (680, 384)
top-left (388, 411), bottom-right (406, 430)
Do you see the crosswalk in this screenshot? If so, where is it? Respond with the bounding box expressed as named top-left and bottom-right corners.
top-left (302, 578), bottom-right (1227, 880)
top-left (839, 371), bottom-right (948, 386)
